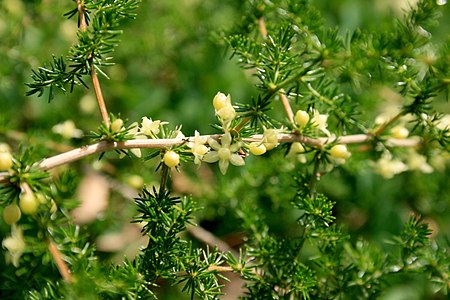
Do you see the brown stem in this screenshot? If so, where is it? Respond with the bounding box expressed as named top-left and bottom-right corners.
top-left (187, 224), bottom-right (238, 257)
top-left (77, 0), bottom-right (87, 31)
top-left (233, 117), bottom-right (251, 133)
top-left (178, 265), bottom-right (234, 277)
top-left (47, 239), bottom-right (72, 283)
top-left (373, 112), bottom-right (403, 136)
top-left (257, 17), bottom-right (268, 37)
top-left (279, 92), bottom-right (295, 125)
top-left (90, 63), bottom-right (111, 127)
top-left (77, 0), bottom-right (110, 127)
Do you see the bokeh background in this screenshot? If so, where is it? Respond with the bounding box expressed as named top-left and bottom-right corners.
top-left (1, 0), bottom-right (449, 299)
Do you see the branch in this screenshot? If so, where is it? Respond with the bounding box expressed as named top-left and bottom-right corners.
top-left (0, 133), bottom-right (420, 183)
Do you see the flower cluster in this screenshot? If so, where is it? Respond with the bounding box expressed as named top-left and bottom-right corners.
top-left (199, 92), bottom-right (245, 174)
top-left (372, 149), bottom-right (435, 179)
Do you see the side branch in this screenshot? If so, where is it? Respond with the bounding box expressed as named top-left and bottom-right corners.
top-left (77, 0), bottom-right (110, 127)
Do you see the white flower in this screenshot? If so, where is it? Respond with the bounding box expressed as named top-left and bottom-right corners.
top-left (436, 114), bottom-right (450, 131)
top-left (262, 128), bottom-right (280, 150)
top-left (406, 150), bottom-right (433, 174)
top-left (140, 117), bottom-right (168, 137)
top-left (373, 152), bottom-right (408, 179)
top-left (52, 120), bottom-right (83, 139)
top-left (203, 132), bottom-right (245, 174)
top-left (311, 109), bottom-right (331, 136)
top-left (187, 131), bottom-right (209, 165)
top-left (117, 122), bottom-right (145, 158)
top-left (287, 142), bottom-right (307, 163)
top-left (2, 224), bottom-right (26, 267)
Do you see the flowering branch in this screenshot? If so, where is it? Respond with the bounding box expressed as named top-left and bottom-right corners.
top-left (0, 132), bottom-right (420, 183)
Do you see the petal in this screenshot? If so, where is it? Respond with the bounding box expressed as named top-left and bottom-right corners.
top-left (229, 154), bottom-right (245, 166)
top-left (207, 137), bottom-right (221, 150)
top-left (229, 142), bottom-right (241, 152)
top-left (218, 159), bottom-right (229, 174)
top-left (130, 148), bottom-right (142, 158)
top-left (221, 132), bottom-right (232, 147)
top-left (203, 151), bottom-right (219, 163)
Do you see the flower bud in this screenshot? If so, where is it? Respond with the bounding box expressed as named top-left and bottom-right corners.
top-left (249, 142), bottom-right (266, 155)
top-left (390, 125), bottom-right (409, 139)
top-left (0, 151), bottom-right (13, 171)
top-left (295, 110), bottom-right (310, 128)
top-left (213, 92), bottom-right (230, 111)
top-left (217, 105), bottom-right (236, 122)
top-left (110, 118), bottom-right (124, 133)
top-left (19, 192), bottom-right (39, 215)
top-left (289, 142), bottom-right (305, 154)
top-left (163, 150), bottom-right (180, 168)
top-left (330, 145), bottom-right (351, 159)
top-left (263, 129), bottom-right (279, 150)
top-left (3, 204), bottom-right (22, 225)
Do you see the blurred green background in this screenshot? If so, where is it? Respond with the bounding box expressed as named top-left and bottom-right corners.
top-left (0, 0), bottom-right (449, 298)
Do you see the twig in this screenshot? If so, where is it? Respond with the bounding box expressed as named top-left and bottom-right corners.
top-left (77, 0), bottom-right (87, 32)
top-left (187, 224), bottom-right (239, 257)
top-left (90, 64), bottom-right (111, 127)
top-left (77, 0), bottom-right (110, 127)
top-left (279, 92), bottom-right (295, 125)
top-left (47, 239), bottom-right (72, 283)
top-left (257, 17), bottom-right (268, 38)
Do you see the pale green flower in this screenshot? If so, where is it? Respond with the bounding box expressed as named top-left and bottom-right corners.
top-left (311, 109), bottom-right (331, 136)
top-left (203, 132), bottom-right (245, 174)
top-left (52, 120), bottom-right (83, 139)
top-left (187, 131), bottom-right (209, 165)
top-left (2, 224), bottom-right (26, 267)
top-left (140, 117), bottom-right (168, 137)
top-left (373, 152), bottom-right (408, 179)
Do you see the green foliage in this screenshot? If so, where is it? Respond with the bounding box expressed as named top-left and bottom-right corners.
top-left (1, 0), bottom-right (449, 299)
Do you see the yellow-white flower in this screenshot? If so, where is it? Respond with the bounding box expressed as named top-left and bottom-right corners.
top-left (187, 131), bottom-right (209, 165)
top-left (373, 152), bottom-right (408, 179)
top-left (406, 149), bottom-right (433, 174)
top-left (262, 128), bottom-right (280, 150)
top-left (203, 132), bottom-right (245, 174)
top-left (52, 120), bottom-right (83, 139)
top-left (436, 114), bottom-right (450, 131)
top-left (287, 142), bottom-right (307, 163)
top-left (117, 122), bottom-right (145, 158)
top-left (311, 109), bottom-right (331, 136)
top-left (2, 224), bottom-right (26, 267)
top-left (140, 117), bottom-right (168, 137)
